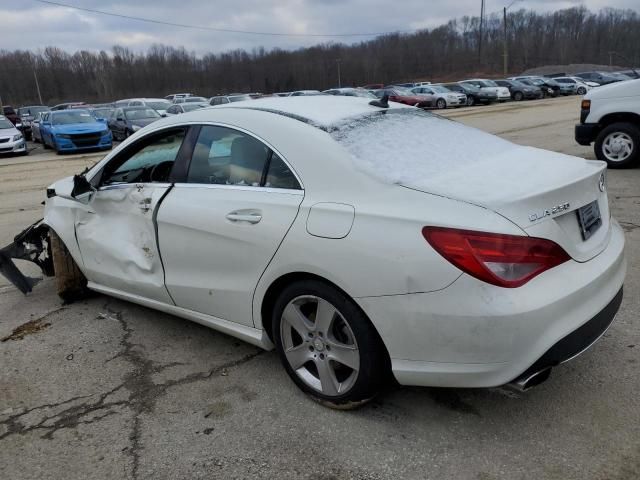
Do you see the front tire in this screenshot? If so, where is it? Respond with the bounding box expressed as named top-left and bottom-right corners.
top-left (577, 86), bottom-right (587, 95)
top-left (50, 231), bottom-right (90, 303)
top-left (595, 122), bottom-right (640, 169)
top-left (272, 280), bottom-right (389, 408)
top-left (513, 91), bottom-right (524, 101)
top-left (466, 96), bottom-right (475, 106)
top-left (436, 98), bottom-right (447, 109)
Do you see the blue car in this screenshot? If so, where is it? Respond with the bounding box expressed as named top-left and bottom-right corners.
top-left (40, 109), bottom-right (112, 153)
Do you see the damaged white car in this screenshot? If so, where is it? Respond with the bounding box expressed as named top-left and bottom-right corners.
top-left (1, 96), bottom-right (625, 407)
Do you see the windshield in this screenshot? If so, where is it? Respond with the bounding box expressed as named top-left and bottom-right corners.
top-left (51, 111), bottom-right (96, 125)
top-left (229, 95), bottom-right (252, 102)
top-left (182, 103), bottom-right (208, 112)
top-left (18, 106), bottom-right (48, 116)
top-left (430, 86), bottom-right (450, 93)
top-left (146, 101), bottom-right (171, 110)
top-left (0, 118), bottom-right (14, 129)
top-left (91, 108), bottom-right (114, 118)
top-left (184, 97), bottom-right (208, 103)
top-left (527, 78), bottom-right (544, 86)
top-left (124, 108), bottom-right (161, 120)
top-left (481, 80), bottom-right (498, 87)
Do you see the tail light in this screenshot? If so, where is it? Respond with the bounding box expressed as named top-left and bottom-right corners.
top-left (422, 227), bottom-right (571, 288)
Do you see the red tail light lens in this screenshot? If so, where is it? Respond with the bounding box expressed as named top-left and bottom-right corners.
top-left (422, 227), bottom-right (571, 288)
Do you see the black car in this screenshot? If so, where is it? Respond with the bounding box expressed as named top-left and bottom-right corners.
top-left (574, 71), bottom-right (622, 86)
top-left (440, 82), bottom-right (496, 106)
top-left (108, 106), bottom-right (162, 140)
top-left (495, 79), bottom-right (542, 101)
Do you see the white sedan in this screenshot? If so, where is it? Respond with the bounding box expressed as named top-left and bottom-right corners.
top-left (1, 97), bottom-right (626, 407)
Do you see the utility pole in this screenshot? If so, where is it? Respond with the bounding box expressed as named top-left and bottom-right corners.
top-left (478, 0), bottom-right (485, 64)
top-left (33, 68), bottom-right (43, 105)
top-left (336, 59), bottom-right (342, 88)
top-left (503, 7), bottom-right (508, 75)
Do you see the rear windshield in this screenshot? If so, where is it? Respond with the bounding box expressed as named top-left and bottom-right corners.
top-left (329, 109), bottom-right (510, 184)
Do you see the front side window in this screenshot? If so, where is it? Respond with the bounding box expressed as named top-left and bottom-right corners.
top-left (101, 129), bottom-right (186, 185)
top-left (187, 125), bottom-right (300, 189)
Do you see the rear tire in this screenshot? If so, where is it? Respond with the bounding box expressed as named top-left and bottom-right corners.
top-left (50, 231), bottom-right (90, 303)
top-left (594, 122), bottom-right (640, 169)
top-left (272, 280), bottom-right (389, 409)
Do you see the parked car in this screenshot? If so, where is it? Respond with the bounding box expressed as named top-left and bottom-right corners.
top-left (4, 97), bottom-right (626, 407)
top-left (494, 79), bottom-right (542, 100)
top-left (114, 99), bottom-right (172, 116)
top-left (108, 107), bottom-right (162, 140)
top-left (0, 115), bottom-right (27, 156)
top-left (165, 93), bottom-right (193, 101)
top-left (17, 105), bottom-right (50, 140)
top-left (51, 102), bottom-right (86, 111)
top-left (574, 72), bottom-right (622, 86)
top-left (323, 88), bottom-right (377, 99)
top-left (288, 90), bottom-right (326, 96)
top-left (411, 85), bottom-right (466, 109)
top-left (31, 111), bottom-right (47, 143)
top-left (40, 109), bottom-right (112, 153)
top-left (461, 79), bottom-right (512, 102)
top-left (2, 106), bottom-right (20, 125)
top-left (553, 77), bottom-right (593, 95)
top-left (437, 82), bottom-right (497, 106)
top-left (575, 78), bottom-right (640, 168)
top-left (210, 94), bottom-right (256, 105)
top-left (374, 87), bottom-right (432, 108)
top-left (165, 103), bottom-right (210, 115)
top-left (173, 96), bottom-right (208, 104)
top-left (615, 70), bottom-right (640, 79)
top-left (512, 77), bottom-right (557, 97)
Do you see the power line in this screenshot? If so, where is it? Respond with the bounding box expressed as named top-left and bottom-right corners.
top-left (31, 0), bottom-right (416, 38)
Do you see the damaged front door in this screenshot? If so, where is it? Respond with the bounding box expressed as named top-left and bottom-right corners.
top-left (75, 128), bottom-right (187, 304)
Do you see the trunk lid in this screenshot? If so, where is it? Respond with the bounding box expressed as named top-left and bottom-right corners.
top-left (331, 110), bottom-right (611, 262)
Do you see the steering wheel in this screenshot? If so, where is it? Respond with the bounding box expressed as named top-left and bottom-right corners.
top-left (149, 161), bottom-right (174, 182)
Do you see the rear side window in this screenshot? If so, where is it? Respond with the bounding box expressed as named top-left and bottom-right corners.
top-left (187, 125), bottom-right (300, 189)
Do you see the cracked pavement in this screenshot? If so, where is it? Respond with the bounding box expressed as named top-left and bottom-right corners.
top-left (1, 96), bottom-right (639, 480)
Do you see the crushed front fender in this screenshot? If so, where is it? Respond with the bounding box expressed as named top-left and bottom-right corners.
top-left (0, 220), bottom-right (53, 294)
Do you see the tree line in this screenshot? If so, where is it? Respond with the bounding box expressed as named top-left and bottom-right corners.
top-left (1, 6), bottom-right (639, 106)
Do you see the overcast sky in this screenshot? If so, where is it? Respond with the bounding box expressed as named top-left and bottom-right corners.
top-left (3, 0), bottom-right (638, 55)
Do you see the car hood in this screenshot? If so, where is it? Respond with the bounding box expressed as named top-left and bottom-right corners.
top-left (585, 78), bottom-right (640, 101)
top-left (0, 126), bottom-right (19, 136)
top-left (52, 123), bottom-right (106, 134)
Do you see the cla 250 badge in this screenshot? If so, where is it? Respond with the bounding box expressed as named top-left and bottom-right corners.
top-left (529, 203), bottom-right (571, 222)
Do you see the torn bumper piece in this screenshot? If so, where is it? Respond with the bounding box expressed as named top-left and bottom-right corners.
top-left (0, 220), bottom-right (54, 294)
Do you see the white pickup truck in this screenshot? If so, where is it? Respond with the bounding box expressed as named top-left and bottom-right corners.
top-left (575, 78), bottom-right (640, 168)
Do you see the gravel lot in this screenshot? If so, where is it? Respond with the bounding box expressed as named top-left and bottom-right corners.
top-left (1, 96), bottom-right (639, 480)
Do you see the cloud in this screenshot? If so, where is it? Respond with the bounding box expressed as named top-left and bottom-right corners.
top-left (2, 0), bottom-right (638, 54)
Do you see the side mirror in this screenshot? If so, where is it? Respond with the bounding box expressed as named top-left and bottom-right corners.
top-left (117, 116), bottom-right (124, 121)
top-left (96, 117), bottom-right (106, 122)
top-left (71, 175), bottom-right (95, 200)
top-left (161, 113), bottom-right (167, 117)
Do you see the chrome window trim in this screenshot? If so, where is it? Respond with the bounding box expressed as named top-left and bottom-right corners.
top-left (172, 183), bottom-right (304, 195)
top-left (98, 182), bottom-right (172, 192)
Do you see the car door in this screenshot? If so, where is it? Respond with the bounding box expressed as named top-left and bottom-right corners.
top-left (74, 127), bottom-right (190, 303)
top-left (40, 113), bottom-right (53, 145)
top-left (157, 124), bottom-right (304, 327)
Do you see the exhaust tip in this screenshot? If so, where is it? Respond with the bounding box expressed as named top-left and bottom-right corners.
top-left (507, 367), bottom-right (552, 392)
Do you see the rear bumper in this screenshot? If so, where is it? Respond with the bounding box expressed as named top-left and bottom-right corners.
top-left (575, 123), bottom-right (600, 146)
top-left (357, 220), bottom-right (626, 388)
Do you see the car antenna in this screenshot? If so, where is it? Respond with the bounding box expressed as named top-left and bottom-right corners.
top-left (369, 94), bottom-right (389, 109)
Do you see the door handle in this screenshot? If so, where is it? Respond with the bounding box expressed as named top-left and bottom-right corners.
top-left (226, 210), bottom-right (262, 224)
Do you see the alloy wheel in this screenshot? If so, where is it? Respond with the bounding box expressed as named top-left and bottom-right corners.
top-left (602, 132), bottom-right (634, 162)
top-left (279, 295), bottom-right (360, 397)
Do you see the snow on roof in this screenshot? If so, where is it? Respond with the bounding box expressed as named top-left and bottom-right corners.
top-left (217, 96), bottom-right (412, 129)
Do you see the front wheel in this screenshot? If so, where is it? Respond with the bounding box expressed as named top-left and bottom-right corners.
top-left (436, 98), bottom-right (447, 109)
top-left (466, 96), bottom-right (475, 106)
top-left (595, 122), bottom-right (640, 169)
top-left (50, 230), bottom-right (90, 303)
top-left (272, 280), bottom-right (389, 408)
top-left (513, 91), bottom-right (524, 101)
top-left (577, 86), bottom-right (587, 95)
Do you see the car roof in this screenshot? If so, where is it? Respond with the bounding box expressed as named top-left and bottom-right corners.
top-left (190, 96), bottom-right (413, 129)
